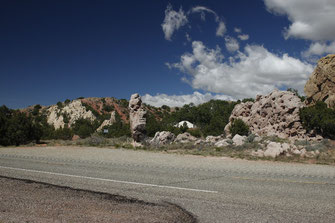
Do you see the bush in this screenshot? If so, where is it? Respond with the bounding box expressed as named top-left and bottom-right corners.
top-left (229, 119), bottom-right (249, 137)
top-left (0, 106), bottom-right (42, 146)
top-left (72, 118), bottom-right (95, 138)
top-left (187, 128), bottom-right (202, 138)
top-left (103, 104), bottom-right (114, 112)
top-left (32, 104), bottom-right (41, 116)
top-left (300, 101), bottom-right (335, 139)
top-left (53, 126), bottom-right (73, 140)
top-left (57, 101), bottom-right (63, 109)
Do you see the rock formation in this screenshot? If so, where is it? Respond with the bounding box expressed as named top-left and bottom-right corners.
top-left (47, 100), bottom-right (96, 129)
top-left (225, 90), bottom-right (307, 139)
top-left (97, 111), bottom-right (116, 132)
top-left (305, 54), bottom-right (335, 107)
top-left (129, 93), bottom-right (147, 143)
top-left (150, 131), bottom-right (176, 146)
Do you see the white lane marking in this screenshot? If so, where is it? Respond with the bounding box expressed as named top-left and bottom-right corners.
top-left (0, 165), bottom-right (218, 194)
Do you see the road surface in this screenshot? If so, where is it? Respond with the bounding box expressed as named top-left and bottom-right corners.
top-left (0, 146), bottom-right (334, 222)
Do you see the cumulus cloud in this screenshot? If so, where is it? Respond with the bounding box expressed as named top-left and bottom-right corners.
top-left (169, 41), bottom-right (314, 99)
top-left (216, 22), bottom-right (227, 37)
top-left (234, 27), bottom-right (242, 33)
top-left (161, 4), bottom-right (188, 41)
top-left (225, 37), bottom-right (239, 52)
top-left (302, 41), bottom-right (335, 58)
top-left (142, 91), bottom-right (233, 107)
top-left (238, 34), bottom-right (249, 41)
top-left (264, 0), bottom-right (335, 41)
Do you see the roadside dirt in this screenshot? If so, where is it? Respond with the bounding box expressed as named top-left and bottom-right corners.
top-left (0, 176), bottom-right (196, 223)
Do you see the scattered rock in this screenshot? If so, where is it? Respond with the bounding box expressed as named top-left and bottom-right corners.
top-left (129, 93), bottom-right (147, 143)
top-left (300, 148), bottom-right (307, 158)
top-left (214, 139), bottom-right (230, 147)
top-left (264, 142), bottom-right (289, 158)
top-left (225, 90), bottom-right (308, 140)
top-left (292, 149), bottom-right (301, 155)
top-left (205, 135), bottom-right (225, 144)
top-left (175, 132), bottom-right (197, 144)
top-left (232, 134), bottom-right (247, 146)
top-left (150, 131), bottom-right (176, 146)
top-left (304, 54), bottom-right (335, 107)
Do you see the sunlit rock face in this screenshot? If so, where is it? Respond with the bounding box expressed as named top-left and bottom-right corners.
top-left (129, 93), bottom-right (147, 142)
top-left (305, 54), bottom-right (335, 108)
top-left (225, 90), bottom-right (308, 140)
top-left (47, 100), bottom-right (95, 129)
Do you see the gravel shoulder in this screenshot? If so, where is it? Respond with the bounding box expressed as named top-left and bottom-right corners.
top-left (0, 176), bottom-right (197, 223)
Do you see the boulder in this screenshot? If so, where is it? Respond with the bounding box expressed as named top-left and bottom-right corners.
top-left (232, 134), bottom-right (247, 146)
top-left (150, 131), bottom-right (176, 146)
top-left (205, 135), bottom-right (225, 144)
top-left (225, 90), bottom-right (308, 140)
top-left (175, 132), bottom-right (197, 144)
top-left (129, 93), bottom-right (147, 143)
top-left (304, 54), bottom-right (335, 107)
top-left (264, 142), bottom-right (290, 158)
top-left (214, 139), bottom-right (230, 147)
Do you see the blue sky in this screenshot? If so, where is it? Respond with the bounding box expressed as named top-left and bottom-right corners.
top-left (1, 0), bottom-right (335, 108)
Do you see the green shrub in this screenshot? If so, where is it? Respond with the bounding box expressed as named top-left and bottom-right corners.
top-left (161, 105), bottom-right (170, 112)
top-left (72, 118), bottom-right (95, 138)
top-left (32, 104), bottom-right (41, 116)
top-left (57, 101), bottom-right (63, 109)
top-left (0, 106), bottom-right (42, 146)
top-left (53, 126), bottom-right (73, 140)
top-left (299, 101), bottom-right (335, 139)
top-left (187, 128), bottom-right (202, 138)
top-left (229, 119), bottom-right (249, 137)
top-left (103, 104), bottom-right (114, 112)
top-left (64, 99), bottom-right (71, 104)
top-left (242, 98), bottom-right (255, 103)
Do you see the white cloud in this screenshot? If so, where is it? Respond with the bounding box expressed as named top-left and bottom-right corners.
top-left (234, 27), bottom-right (242, 33)
top-left (190, 6), bottom-right (226, 38)
top-left (302, 41), bottom-right (335, 58)
top-left (216, 22), bottom-right (226, 37)
top-left (161, 4), bottom-right (188, 41)
top-left (169, 41), bottom-right (314, 99)
top-left (225, 37), bottom-right (239, 52)
top-left (238, 34), bottom-right (249, 41)
top-left (190, 6), bottom-right (219, 22)
top-left (142, 91), bottom-right (233, 107)
top-left (264, 0), bottom-right (335, 41)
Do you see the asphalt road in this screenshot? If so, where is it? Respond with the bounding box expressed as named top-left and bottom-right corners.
top-left (0, 146), bottom-right (334, 223)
